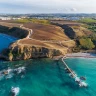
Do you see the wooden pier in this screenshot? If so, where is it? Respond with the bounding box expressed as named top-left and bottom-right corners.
top-left (62, 56), bottom-right (87, 87)
top-left (62, 57), bottom-right (76, 78)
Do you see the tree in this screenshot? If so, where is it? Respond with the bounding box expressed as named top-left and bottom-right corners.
top-left (79, 38), bottom-right (95, 50)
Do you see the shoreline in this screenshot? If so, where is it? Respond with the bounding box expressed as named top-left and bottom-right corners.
top-left (1, 52), bottom-right (96, 61)
top-left (65, 52), bottom-right (96, 59)
top-left (52, 52), bottom-right (96, 61)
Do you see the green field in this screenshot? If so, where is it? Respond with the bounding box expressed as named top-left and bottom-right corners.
top-left (79, 18), bottom-right (96, 23)
top-left (79, 18), bottom-right (96, 33)
top-left (15, 18), bottom-right (50, 25)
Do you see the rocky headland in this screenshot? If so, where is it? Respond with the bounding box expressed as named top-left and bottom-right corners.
top-left (0, 20), bottom-right (93, 61)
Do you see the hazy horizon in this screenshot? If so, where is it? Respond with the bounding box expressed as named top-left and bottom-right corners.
top-left (0, 0), bottom-right (96, 14)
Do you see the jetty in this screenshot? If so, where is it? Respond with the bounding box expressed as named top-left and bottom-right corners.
top-left (62, 56), bottom-right (88, 87)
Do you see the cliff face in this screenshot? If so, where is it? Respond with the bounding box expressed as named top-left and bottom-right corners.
top-left (55, 24), bottom-right (92, 39)
top-left (2, 44), bottom-right (62, 61)
top-left (0, 22), bottom-right (76, 61)
top-left (0, 25), bottom-right (28, 39)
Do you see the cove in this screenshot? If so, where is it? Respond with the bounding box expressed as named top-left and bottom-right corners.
top-left (0, 33), bottom-right (18, 52)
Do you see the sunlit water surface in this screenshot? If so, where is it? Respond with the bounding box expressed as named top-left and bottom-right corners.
top-left (0, 58), bottom-right (96, 96)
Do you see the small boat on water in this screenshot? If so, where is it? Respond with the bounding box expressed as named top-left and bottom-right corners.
top-left (11, 87), bottom-right (20, 96)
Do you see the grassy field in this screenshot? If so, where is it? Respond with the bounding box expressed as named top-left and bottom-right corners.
top-left (15, 18), bottom-right (50, 25)
top-left (51, 20), bottom-right (81, 26)
top-left (19, 23), bottom-right (76, 54)
top-left (24, 23), bottom-right (69, 41)
top-left (79, 18), bottom-right (96, 23)
top-left (79, 18), bottom-right (96, 33)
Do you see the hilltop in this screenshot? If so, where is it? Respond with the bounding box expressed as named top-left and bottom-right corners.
top-left (0, 19), bottom-right (95, 61)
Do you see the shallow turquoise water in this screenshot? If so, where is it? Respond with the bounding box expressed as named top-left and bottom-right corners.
top-left (0, 58), bottom-right (96, 96)
top-left (0, 33), bottom-right (17, 52)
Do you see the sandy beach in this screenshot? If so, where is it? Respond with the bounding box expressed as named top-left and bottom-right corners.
top-left (66, 53), bottom-right (96, 58)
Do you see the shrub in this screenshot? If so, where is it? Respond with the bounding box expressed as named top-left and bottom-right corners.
top-left (79, 38), bottom-right (95, 50)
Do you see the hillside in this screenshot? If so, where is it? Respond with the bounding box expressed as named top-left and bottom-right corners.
top-left (0, 22), bottom-right (28, 39)
top-left (0, 19), bottom-right (94, 61)
top-left (51, 20), bottom-right (93, 39)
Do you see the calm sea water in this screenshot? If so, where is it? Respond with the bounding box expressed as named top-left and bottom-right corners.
top-left (0, 33), bottom-right (17, 52)
top-left (0, 33), bottom-right (96, 96)
top-left (0, 58), bottom-right (96, 96)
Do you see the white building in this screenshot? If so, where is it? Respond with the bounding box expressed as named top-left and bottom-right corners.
top-left (0, 17), bottom-right (12, 20)
top-left (0, 17), bottom-right (21, 20)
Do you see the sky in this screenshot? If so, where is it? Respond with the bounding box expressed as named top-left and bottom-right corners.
top-left (0, 0), bottom-right (96, 14)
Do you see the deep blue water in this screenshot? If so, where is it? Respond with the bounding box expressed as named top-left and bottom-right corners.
top-left (0, 33), bottom-right (17, 52)
top-left (0, 58), bottom-right (96, 96)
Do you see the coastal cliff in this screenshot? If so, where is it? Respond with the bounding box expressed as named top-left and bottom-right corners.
top-left (0, 25), bottom-right (29, 39)
top-left (0, 22), bottom-right (76, 61)
top-left (2, 44), bottom-right (62, 61)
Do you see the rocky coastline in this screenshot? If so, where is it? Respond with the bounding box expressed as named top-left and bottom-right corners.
top-left (0, 24), bottom-right (63, 61)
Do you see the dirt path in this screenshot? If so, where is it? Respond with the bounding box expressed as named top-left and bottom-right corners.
top-left (14, 24), bottom-right (74, 52)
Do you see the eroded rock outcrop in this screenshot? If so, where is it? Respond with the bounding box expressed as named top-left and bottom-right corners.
top-left (2, 44), bottom-right (62, 61)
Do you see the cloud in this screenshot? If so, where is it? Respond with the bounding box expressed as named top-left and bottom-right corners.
top-left (70, 8), bottom-right (77, 12)
top-left (0, 0), bottom-right (96, 13)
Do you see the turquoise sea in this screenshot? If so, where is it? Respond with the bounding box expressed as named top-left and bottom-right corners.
top-left (0, 33), bottom-right (96, 96)
top-left (0, 58), bottom-right (96, 96)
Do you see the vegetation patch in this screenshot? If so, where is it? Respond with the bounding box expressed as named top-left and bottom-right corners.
top-left (15, 18), bottom-right (50, 25)
top-left (79, 18), bottom-right (96, 33)
top-left (79, 18), bottom-right (96, 23)
top-left (79, 38), bottom-right (95, 50)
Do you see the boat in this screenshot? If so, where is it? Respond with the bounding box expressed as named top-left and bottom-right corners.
top-left (11, 87), bottom-right (20, 96)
